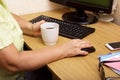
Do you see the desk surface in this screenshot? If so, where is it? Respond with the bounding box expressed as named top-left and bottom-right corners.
top-left (21, 8), bottom-right (120, 80)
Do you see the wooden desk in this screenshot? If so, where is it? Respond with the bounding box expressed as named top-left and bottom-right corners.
top-left (21, 8), bottom-right (120, 80)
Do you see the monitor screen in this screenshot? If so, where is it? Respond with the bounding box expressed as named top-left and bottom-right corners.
top-left (49, 0), bottom-right (113, 25)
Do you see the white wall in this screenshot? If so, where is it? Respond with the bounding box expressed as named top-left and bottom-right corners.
top-left (5, 0), bottom-right (65, 15)
top-left (5, 0), bottom-right (120, 26)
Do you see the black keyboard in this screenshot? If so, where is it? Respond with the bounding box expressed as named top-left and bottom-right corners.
top-left (30, 15), bottom-right (95, 39)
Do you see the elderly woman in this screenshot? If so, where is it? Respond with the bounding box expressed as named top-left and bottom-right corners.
top-left (0, 0), bottom-right (92, 80)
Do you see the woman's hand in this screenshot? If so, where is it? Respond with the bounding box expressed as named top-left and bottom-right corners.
top-left (58, 39), bottom-right (92, 58)
top-left (12, 13), bottom-right (46, 37)
top-left (32, 20), bottom-right (45, 37)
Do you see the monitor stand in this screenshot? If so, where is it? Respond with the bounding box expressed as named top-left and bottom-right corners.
top-left (62, 9), bottom-right (98, 25)
top-left (98, 13), bottom-right (114, 22)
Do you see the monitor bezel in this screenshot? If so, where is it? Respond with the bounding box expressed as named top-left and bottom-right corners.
top-left (50, 0), bottom-right (113, 14)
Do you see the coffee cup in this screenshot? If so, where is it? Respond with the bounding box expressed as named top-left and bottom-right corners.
top-left (40, 22), bottom-right (59, 46)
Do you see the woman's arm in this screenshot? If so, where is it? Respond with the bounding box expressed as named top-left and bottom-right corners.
top-left (0, 39), bottom-right (91, 73)
top-left (12, 13), bottom-right (45, 37)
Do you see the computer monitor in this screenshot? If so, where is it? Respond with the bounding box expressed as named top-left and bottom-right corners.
top-left (49, 0), bottom-right (114, 25)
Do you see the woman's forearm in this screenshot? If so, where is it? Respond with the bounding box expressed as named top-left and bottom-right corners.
top-left (0, 44), bottom-right (64, 73)
top-left (12, 13), bottom-right (35, 36)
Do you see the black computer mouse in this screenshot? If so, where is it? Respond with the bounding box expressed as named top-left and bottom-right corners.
top-left (81, 46), bottom-right (96, 53)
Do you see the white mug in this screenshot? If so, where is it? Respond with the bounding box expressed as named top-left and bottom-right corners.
top-left (40, 22), bottom-right (59, 46)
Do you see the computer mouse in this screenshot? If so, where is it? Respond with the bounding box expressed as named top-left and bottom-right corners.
top-left (81, 46), bottom-right (96, 53)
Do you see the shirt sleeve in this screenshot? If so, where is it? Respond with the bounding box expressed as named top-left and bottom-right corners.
top-left (0, 22), bottom-right (13, 49)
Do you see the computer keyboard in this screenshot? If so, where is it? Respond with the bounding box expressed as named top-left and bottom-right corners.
top-left (30, 15), bottom-right (95, 39)
top-left (30, 15), bottom-right (96, 53)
